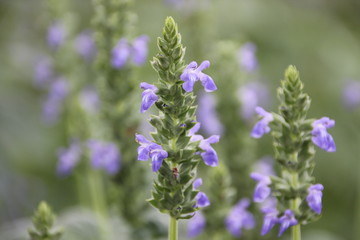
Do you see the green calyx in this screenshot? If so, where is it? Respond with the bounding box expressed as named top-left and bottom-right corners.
top-left (147, 17), bottom-right (202, 219)
top-left (28, 201), bottom-right (63, 240)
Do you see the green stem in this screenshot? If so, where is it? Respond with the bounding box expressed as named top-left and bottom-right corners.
top-left (290, 170), bottom-right (301, 240)
top-left (169, 217), bottom-right (178, 240)
top-left (87, 169), bottom-right (110, 240)
top-left (291, 223), bottom-right (301, 240)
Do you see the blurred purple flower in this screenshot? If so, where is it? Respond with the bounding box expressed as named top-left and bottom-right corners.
top-left (237, 42), bottom-right (258, 72)
top-left (187, 211), bottom-right (206, 238)
top-left (135, 134), bottom-right (168, 172)
top-left (237, 82), bottom-right (269, 121)
top-left (79, 87), bottom-right (100, 114)
top-left (197, 93), bottom-right (224, 136)
top-left (260, 206), bottom-right (278, 235)
top-left (42, 78), bottom-right (69, 124)
top-left (311, 117), bottom-right (336, 152)
top-left (111, 38), bottom-right (131, 69)
top-left (195, 192), bottom-right (210, 208)
top-left (342, 80), bottom-right (360, 109)
top-left (189, 123), bottom-right (220, 167)
top-left (181, 61), bottom-right (217, 92)
top-left (87, 140), bottom-right (121, 175)
top-left (74, 31), bottom-right (96, 61)
top-left (306, 184), bottom-right (323, 214)
top-left (34, 57), bottom-right (54, 88)
top-left (140, 82), bottom-right (158, 113)
top-left (225, 198), bottom-right (255, 237)
top-left (251, 107), bottom-right (273, 138)
top-left (278, 209), bottom-right (298, 236)
top-left (47, 21), bottom-right (66, 49)
top-left (193, 178), bottom-right (203, 189)
top-left (252, 156), bottom-right (275, 177)
top-left (132, 35), bottom-right (149, 65)
top-left (57, 141), bottom-right (82, 176)
top-left (250, 172), bottom-right (271, 203)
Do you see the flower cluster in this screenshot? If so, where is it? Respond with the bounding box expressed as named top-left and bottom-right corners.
top-left (111, 35), bottom-right (149, 69)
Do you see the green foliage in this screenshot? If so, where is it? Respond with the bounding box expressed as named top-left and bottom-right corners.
top-left (28, 202), bottom-right (63, 240)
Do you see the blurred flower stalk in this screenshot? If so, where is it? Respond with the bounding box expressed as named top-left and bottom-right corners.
top-left (251, 66), bottom-right (336, 239)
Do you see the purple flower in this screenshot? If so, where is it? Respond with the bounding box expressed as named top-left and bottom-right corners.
top-left (34, 57), bottom-right (54, 88)
top-left (131, 35), bottom-right (149, 65)
top-left (195, 192), bottom-right (210, 208)
top-left (237, 42), bottom-right (258, 72)
top-left (237, 82), bottom-right (269, 121)
top-left (57, 141), bottom-right (82, 176)
top-left (197, 93), bottom-right (224, 135)
top-left (261, 206), bottom-right (278, 235)
top-left (87, 140), bottom-right (121, 175)
top-left (311, 117), bottom-right (336, 152)
top-left (135, 134), bottom-right (168, 172)
top-left (187, 211), bottom-right (206, 238)
top-left (193, 178), bottom-right (203, 189)
top-left (79, 87), bottom-right (100, 114)
top-left (278, 209), bottom-right (298, 236)
top-left (111, 38), bottom-right (131, 69)
top-left (252, 157), bottom-right (275, 177)
top-left (251, 107), bottom-right (273, 138)
top-left (180, 61), bottom-right (217, 92)
top-left (140, 82), bottom-right (158, 113)
top-left (189, 123), bottom-right (220, 167)
top-left (42, 78), bottom-right (69, 124)
top-left (74, 31), bottom-right (96, 61)
top-left (47, 21), bottom-right (66, 49)
top-left (342, 80), bottom-right (360, 109)
top-left (306, 184), bottom-right (323, 214)
top-left (225, 198), bottom-right (255, 237)
top-left (250, 172), bottom-right (271, 202)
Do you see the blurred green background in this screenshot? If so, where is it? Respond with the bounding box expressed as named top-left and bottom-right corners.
top-left (1, 0), bottom-right (360, 239)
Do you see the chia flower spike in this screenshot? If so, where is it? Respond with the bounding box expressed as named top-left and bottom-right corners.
top-left (251, 66), bottom-right (335, 238)
top-left (139, 17), bottom-right (218, 228)
top-left (57, 141), bottom-right (82, 176)
top-left (111, 38), bottom-right (131, 69)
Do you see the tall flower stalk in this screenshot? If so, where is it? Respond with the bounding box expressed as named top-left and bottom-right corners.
top-left (91, 0), bottom-right (157, 238)
top-left (136, 17), bottom-right (218, 240)
top-left (251, 66), bottom-right (336, 239)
